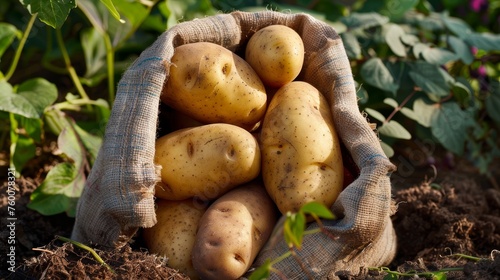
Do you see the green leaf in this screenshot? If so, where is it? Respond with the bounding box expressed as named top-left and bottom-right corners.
top-left (341, 12), bottom-right (389, 30)
top-left (378, 120), bottom-right (412, 139)
top-left (409, 62), bottom-right (452, 100)
top-left (381, 141), bottom-right (394, 158)
top-left (99, 0), bottom-right (123, 22)
top-left (360, 58), bottom-right (399, 95)
top-left (300, 202), bottom-right (335, 219)
top-left (0, 23), bottom-right (19, 58)
top-left (383, 23), bottom-right (406, 57)
top-left (28, 116), bottom-right (93, 217)
top-left (464, 32), bottom-right (500, 51)
top-left (20, 0), bottom-right (77, 29)
top-left (0, 78), bottom-right (58, 118)
top-left (341, 32), bottom-right (361, 59)
top-left (383, 98), bottom-right (399, 108)
top-left (382, 0), bottom-right (419, 19)
top-left (284, 212), bottom-right (306, 249)
top-left (9, 113), bottom-right (36, 175)
top-left (441, 15), bottom-right (473, 38)
top-left (81, 27), bottom-right (106, 78)
top-left (448, 36), bottom-right (474, 65)
top-left (401, 34), bottom-right (420, 46)
top-left (248, 259), bottom-right (272, 280)
top-left (432, 271), bottom-right (447, 280)
top-left (365, 108), bottom-right (386, 123)
top-left (485, 80), bottom-right (500, 122)
top-left (412, 98), bottom-right (438, 127)
top-left (74, 124), bottom-right (102, 166)
top-left (452, 80), bottom-right (472, 107)
top-left (28, 162), bottom-right (84, 216)
top-left (421, 47), bottom-right (458, 65)
top-left (11, 134), bottom-right (36, 174)
top-left (431, 102), bottom-right (473, 155)
top-left (383, 272), bottom-right (399, 280)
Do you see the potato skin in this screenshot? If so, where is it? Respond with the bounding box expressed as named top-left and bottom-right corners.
top-left (260, 81), bottom-right (344, 214)
top-left (162, 42), bottom-right (267, 131)
top-left (143, 199), bottom-right (207, 280)
top-left (154, 123), bottom-right (261, 201)
top-left (192, 182), bottom-right (278, 280)
top-left (245, 25), bottom-right (304, 88)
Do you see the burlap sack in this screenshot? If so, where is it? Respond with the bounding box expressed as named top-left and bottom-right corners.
top-left (71, 10), bottom-right (397, 278)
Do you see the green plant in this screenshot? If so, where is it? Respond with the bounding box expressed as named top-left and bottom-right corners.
top-left (0, 0), bottom-right (219, 216)
top-left (249, 201), bottom-right (337, 280)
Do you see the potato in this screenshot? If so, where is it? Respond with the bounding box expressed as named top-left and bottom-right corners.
top-left (192, 182), bottom-right (278, 280)
top-left (245, 25), bottom-right (304, 88)
top-left (143, 199), bottom-right (207, 280)
top-left (154, 123), bottom-right (261, 201)
top-left (259, 81), bottom-right (344, 214)
top-left (162, 42), bottom-right (267, 131)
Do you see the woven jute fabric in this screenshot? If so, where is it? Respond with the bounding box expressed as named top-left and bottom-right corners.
top-left (71, 10), bottom-right (397, 278)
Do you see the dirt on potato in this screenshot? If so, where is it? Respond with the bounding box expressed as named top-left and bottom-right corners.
top-left (1, 142), bottom-right (499, 279)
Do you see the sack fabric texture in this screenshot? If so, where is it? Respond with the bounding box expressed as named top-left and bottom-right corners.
top-left (71, 10), bottom-right (397, 279)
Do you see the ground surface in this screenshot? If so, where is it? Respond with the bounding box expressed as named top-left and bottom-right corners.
top-left (0, 141), bottom-right (499, 279)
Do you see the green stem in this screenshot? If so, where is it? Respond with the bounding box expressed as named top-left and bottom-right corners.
top-left (370, 266), bottom-right (464, 278)
top-left (269, 251), bottom-right (292, 266)
top-left (5, 13), bottom-right (38, 81)
top-left (55, 28), bottom-right (90, 101)
top-left (103, 34), bottom-right (115, 104)
top-left (56, 235), bottom-right (115, 274)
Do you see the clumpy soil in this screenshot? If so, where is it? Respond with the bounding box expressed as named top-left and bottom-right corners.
top-left (1, 145), bottom-right (499, 279)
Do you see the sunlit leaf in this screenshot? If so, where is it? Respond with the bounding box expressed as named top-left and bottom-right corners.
top-left (378, 120), bottom-right (412, 139)
top-left (99, 0), bottom-right (123, 22)
top-left (20, 0), bottom-right (76, 29)
top-left (248, 259), bottom-right (272, 280)
top-left (0, 23), bottom-right (19, 58)
top-left (341, 31), bottom-right (361, 59)
top-left (383, 98), bottom-right (399, 108)
top-left (380, 141), bottom-right (394, 158)
top-left (0, 79), bottom-right (57, 119)
top-left (300, 202), bottom-right (335, 219)
top-left (383, 23), bottom-right (406, 57)
top-left (365, 108), bottom-right (386, 123)
top-left (412, 98), bottom-right (438, 127)
top-left (422, 47), bottom-right (458, 65)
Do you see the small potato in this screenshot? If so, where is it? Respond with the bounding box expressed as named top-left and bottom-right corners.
top-left (192, 182), bottom-right (278, 280)
top-left (162, 42), bottom-right (267, 131)
top-left (245, 25), bottom-right (304, 88)
top-left (260, 81), bottom-right (344, 214)
top-left (143, 199), bottom-right (207, 280)
top-left (155, 123), bottom-right (261, 201)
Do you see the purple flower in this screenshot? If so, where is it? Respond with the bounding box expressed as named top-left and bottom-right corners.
top-left (470, 0), bottom-right (488, 12)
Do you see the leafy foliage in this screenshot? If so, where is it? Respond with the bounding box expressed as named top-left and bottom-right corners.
top-left (1, 0), bottom-right (499, 214)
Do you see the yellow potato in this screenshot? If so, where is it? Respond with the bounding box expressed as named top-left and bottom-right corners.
top-left (259, 81), bottom-right (344, 214)
top-left (192, 182), bottom-right (278, 280)
top-left (142, 199), bottom-right (207, 280)
top-left (245, 25), bottom-right (304, 88)
top-left (154, 123), bottom-right (261, 201)
top-left (162, 42), bottom-right (267, 131)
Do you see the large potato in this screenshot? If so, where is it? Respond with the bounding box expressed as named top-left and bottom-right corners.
top-left (142, 199), bottom-right (207, 280)
top-left (260, 81), bottom-right (344, 214)
top-left (192, 182), bottom-right (278, 280)
top-left (162, 42), bottom-right (267, 131)
top-left (155, 123), bottom-right (261, 201)
top-left (245, 25), bottom-right (304, 88)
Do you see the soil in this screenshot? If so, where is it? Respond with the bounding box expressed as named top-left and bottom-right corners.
top-left (1, 141), bottom-right (499, 279)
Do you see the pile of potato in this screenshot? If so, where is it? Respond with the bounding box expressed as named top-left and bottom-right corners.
top-left (143, 25), bottom-right (346, 280)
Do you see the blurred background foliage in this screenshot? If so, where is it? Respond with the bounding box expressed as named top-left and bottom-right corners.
top-left (1, 0), bottom-right (499, 215)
